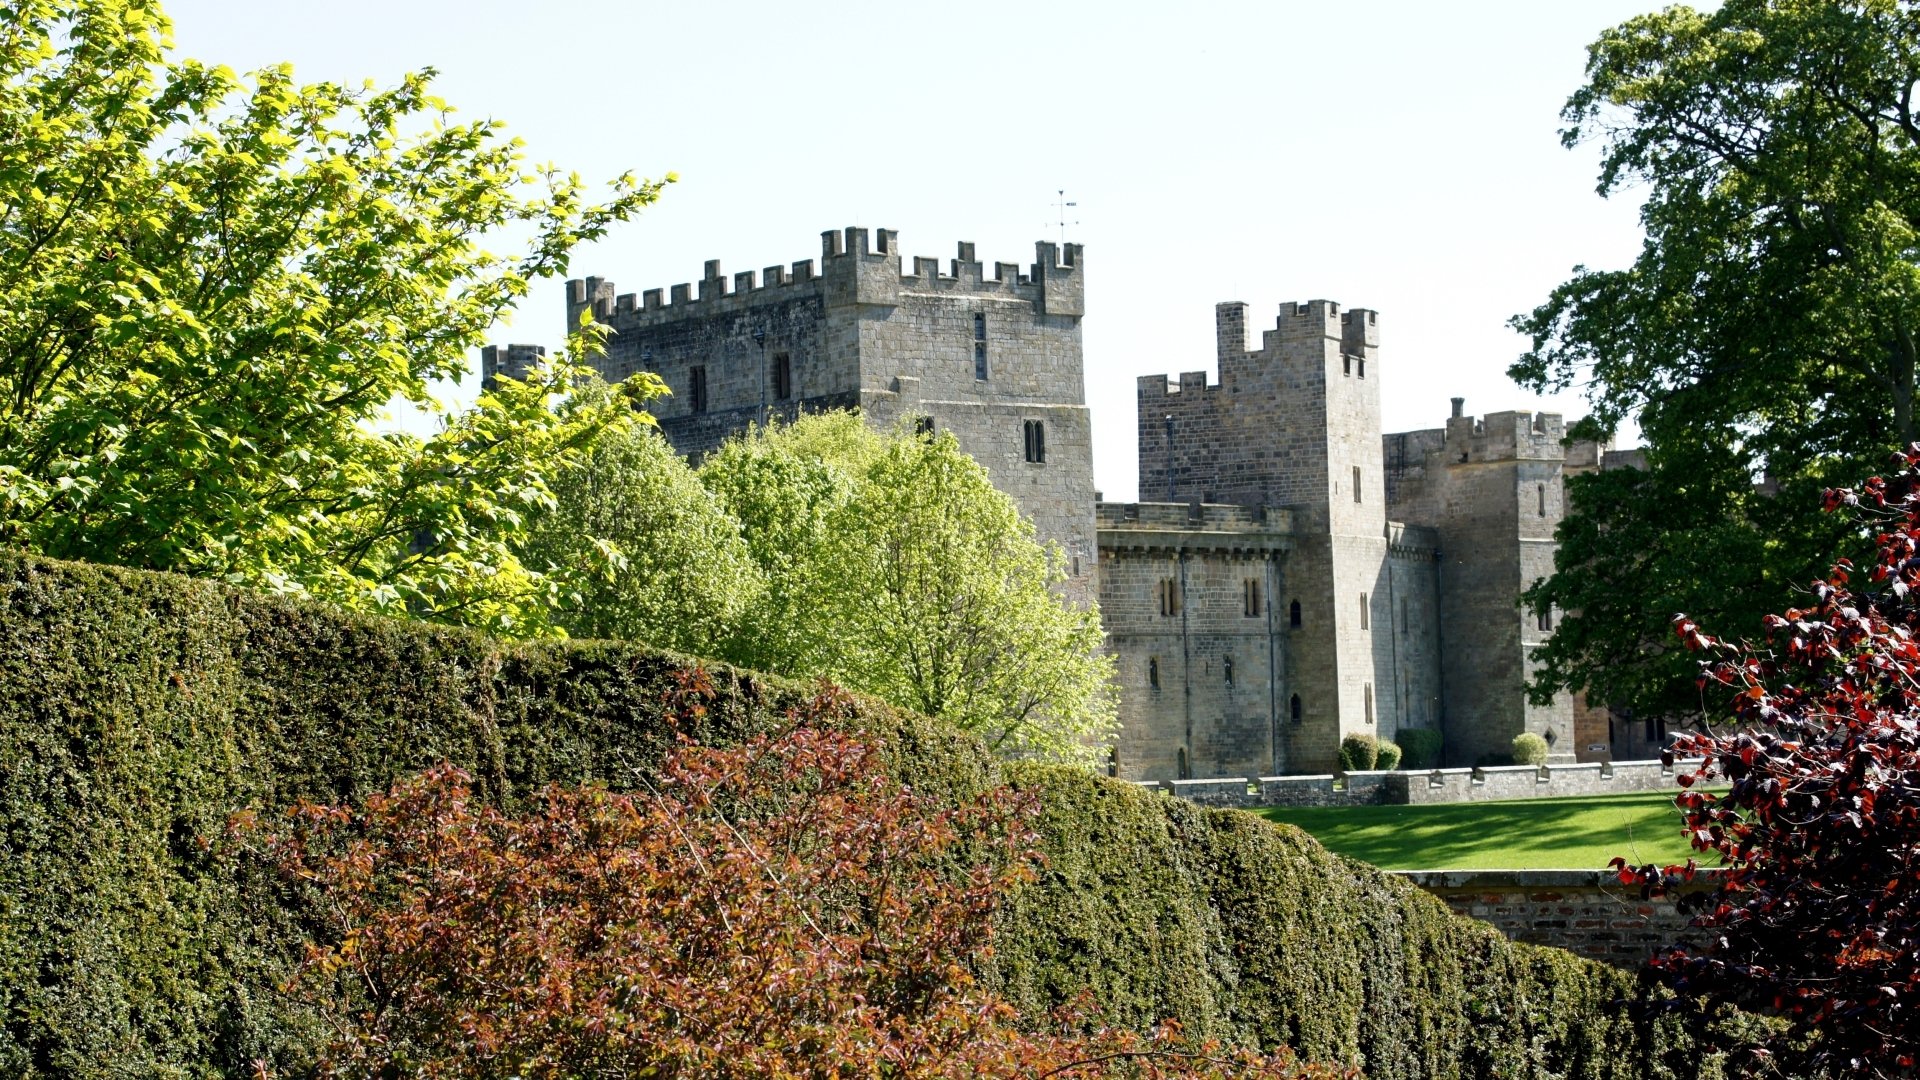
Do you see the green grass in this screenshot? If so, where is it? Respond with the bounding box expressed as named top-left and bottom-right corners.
top-left (1253, 790), bottom-right (1708, 871)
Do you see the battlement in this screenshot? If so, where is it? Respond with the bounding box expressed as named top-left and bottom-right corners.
top-left (566, 227), bottom-right (1086, 330)
top-left (1096, 501), bottom-right (1296, 550)
top-left (1439, 405), bottom-right (1570, 463)
top-left (478, 342), bottom-right (545, 388)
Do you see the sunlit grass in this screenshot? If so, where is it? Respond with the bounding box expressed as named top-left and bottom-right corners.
top-left (1253, 790), bottom-right (1712, 871)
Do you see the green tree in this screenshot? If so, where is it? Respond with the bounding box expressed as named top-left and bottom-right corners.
top-left (1512, 0), bottom-right (1915, 720)
top-left (517, 378), bottom-right (761, 654)
top-left (700, 414), bottom-right (1117, 765)
top-left (0, 0), bottom-right (670, 635)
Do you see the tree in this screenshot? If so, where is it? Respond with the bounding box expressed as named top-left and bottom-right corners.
top-left (1512, 0), bottom-right (1920, 722)
top-left (700, 414), bottom-right (1118, 766)
top-left (516, 377), bottom-right (761, 654)
top-left (1614, 449), bottom-right (1920, 1077)
top-left (242, 677), bottom-right (1341, 1079)
top-left (0, 0), bottom-right (670, 635)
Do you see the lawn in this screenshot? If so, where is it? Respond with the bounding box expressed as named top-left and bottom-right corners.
top-left (1253, 790), bottom-right (1710, 871)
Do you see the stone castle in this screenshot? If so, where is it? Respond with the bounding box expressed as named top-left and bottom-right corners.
top-left (485, 226), bottom-right (1653, 781)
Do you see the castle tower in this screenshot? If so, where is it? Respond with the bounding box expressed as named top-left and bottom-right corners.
top-left (565, 228), bottom-right (1097, 600)
top-left (1111, 299), bottom-right (1428, 777)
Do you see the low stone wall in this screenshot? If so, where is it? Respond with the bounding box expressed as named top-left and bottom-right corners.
top-left (1398, 870), bottom-right (1717, 966)
top-left (1142, 758), bottom-right (1698, 810)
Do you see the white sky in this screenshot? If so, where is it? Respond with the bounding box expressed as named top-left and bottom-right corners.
top-left (161, 0), bottom-right (1659, 501)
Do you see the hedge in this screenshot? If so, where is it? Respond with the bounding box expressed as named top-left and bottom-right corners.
top-left (0, 555), bottom-right (1726, 1078)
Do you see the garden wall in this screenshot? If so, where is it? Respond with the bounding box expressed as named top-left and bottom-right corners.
top-left (0, 555), bottom-right (1726, 1079)
top-left (1401, 871), bottom-right (1719, 965)
top-left (1158, 759), bottom-right (1694, 810)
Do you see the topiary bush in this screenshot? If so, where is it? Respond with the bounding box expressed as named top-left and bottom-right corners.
top-left (1337, 732), bottom-right (1379, 772)
top-left (1374, 740), bottom-right (1403, 771)
top-left (0, 553), bottom-right (1725, 1078)
top-left (1512, 731), bottom-right (1551, 766)
top-left (1397, 728), bottom-right (1442, 770)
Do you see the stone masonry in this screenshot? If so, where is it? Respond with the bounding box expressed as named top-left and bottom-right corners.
top-left (543, 226), bottom-right (1625, 782)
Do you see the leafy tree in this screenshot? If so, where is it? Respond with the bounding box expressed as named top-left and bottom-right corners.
top-left (1615, 450), bottom-right (1920, 1077)
top-left (1512, 0), bottom-right (1920, 721)
top-left (242, 678), bottom-right (1341, 1079)
top-left (517, 377), bottom-right (761, 654)
top-left (700, 414), bottom-right (1118, 765)
top-left (0, 0), bottom-right (670, 634)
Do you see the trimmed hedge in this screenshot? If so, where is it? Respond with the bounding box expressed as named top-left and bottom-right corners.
top-left (0, 555), bottom-right (1721, 1078)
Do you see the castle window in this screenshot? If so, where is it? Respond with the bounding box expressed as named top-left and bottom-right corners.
top-left (772, 352), bottom-right (792, 401)
top-left (1289, 600), bottom-right (1302, 628)
top-left (1290, 694), bottom-right (1303, 723)
top-left (1108, 747), bottom-right (1119, 778)
top-left (1223, 656), bottom-right (1235, 687)
top-left (1353, 466), bottom-right (1362, 503)
top-left (689, 365), bottom-right (708, 413)
top-left (915, 415), bottom-right (935, 437)
top-left (1537, 606), bottom-right (1553, 632)
top-left (1158, 577), bottom-right (1182, 617)
top-left (1360, 593), bottom-right (1369, 630)
top-left (1364, 683), bottom-right (1374, 724)
top-left (974, 312), bottom-right (986, 341)
top-left (974, 342), bottom-right (989, 381)
top-left (1538, 482), bottom-right (1547, 517)
top-left (1178, 748), bottom-right (1190, 780)
top-left (1024, 419), bottom-right (1047, 464)
top-left (1342, 355), bottom-right (1352, 377)
top-left (1243, 578), bottom-right (1262, 618)
top-left (1149, 656), bottom-right (1161, 690)
top-left (1357, 358), bottom-right (1366, 378)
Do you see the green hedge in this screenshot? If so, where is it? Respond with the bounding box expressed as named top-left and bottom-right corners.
top-left (0, 555), bottom-right (1719, 1078)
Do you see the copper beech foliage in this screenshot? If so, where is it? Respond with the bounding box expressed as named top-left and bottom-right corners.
top-left (1614, 446), bottom-right (1920, 1078)
top-left (237, 674), bottom-right (1344, 1079)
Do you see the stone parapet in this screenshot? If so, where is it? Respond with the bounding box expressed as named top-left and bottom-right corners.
top-left (1135, 758), bottom-right (1701, 811)
top-left (1399, 869), bottom-right (1719, 966)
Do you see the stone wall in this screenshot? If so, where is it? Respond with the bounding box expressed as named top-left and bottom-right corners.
top-left (1399, 870), bottom-right (1716, 966)
top-left (1137, 757), bottom-right (1696, 810)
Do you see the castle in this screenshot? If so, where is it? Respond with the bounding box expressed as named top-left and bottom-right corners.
top-left (486, 226), bottom-right (1652, 780)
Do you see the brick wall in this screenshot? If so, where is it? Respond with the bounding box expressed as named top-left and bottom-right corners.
top-left (1398, 870), bottom-right (1716, 966)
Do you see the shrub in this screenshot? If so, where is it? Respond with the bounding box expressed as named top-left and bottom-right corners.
top-left (1337, 733), bottom-right (1379, 772)
top-left (1374, 741), bottom-right (1403, 771)
top-left (1511, 732), bottom-right (1550, 766)
top-left (1396, 729), bottom-right (1442, 770)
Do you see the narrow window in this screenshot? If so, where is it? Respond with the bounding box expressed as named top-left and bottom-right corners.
top-left (1289, 599), bottom-right (1302, 628)
top-left (1357, 358), bottom-right (1366, 378)
top-left (772, 352), bottom-right (792, 400)
top-left (1290, 694), bottom-right (1303, 723)
top-left (1158, 577), bottom-right (1181, 617)
top-left (1360, 593), bottom-right (1369, 630)
top-left (689, 365), bottom-right (708, 413)
top-left (1353, 466), bottom-right (1362, 503)
top-left (1223, 656), bottom-right (1235, 687)
top-left (1342, 355), bottom-right (1352, 376)
top-left (1071, 555), bottom-right (1080, 578)
top-left (1364, 684), bottom-right (1374, 725)
top-left (974, 341), bottom-right (988, 381)
top-left (1399, 596), bottom-right (1408, 634)
top-left (1537, 606), bottom-right (1552, 632)
top-left (1243, 578), bottom-right (1262, 618)
top-left (914, 415), bottom-right (934, 437)
top-left (1148, 657), bottom-right (1160, 690)
top-left (1023, 419), bottom-right (1046, 464)
top-left (1108, 748), bottom-right (1119, 778)
top-left (1178, 748), bottom-right (1190, 780)
top-left (973, 312), bottom-right (986, 341)
top-left (1537, 482), bottom-right (1547, 517)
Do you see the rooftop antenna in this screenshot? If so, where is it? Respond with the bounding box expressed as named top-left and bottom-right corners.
top-left (1051, 189), bottom-right (1079, 244)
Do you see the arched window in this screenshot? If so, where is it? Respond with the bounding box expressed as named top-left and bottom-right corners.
top-left (1223, 656), bottom-right (1235, 687)
top-left (1289, 694), bottom-right (1303, 723)
top-left (1148, 657), bottom-right (1160, 690)
top-left (1289, 600), bottom-right (1302, 628)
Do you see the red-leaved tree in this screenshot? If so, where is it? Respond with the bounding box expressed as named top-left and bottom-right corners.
top-left (1615, 447), bottom-right (1920, 1078)
top-left (239, 676), bottom-right (1343, 1079)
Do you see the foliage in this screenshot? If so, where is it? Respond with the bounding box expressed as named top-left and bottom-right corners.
top-left (1511, 0), bottom-right (1919, 721)
top-left (700, 414), bottom-right (1117, 766)
top-left (516, 377), bottom-right (760, 653)
top-left (1374, 740), bottom-right (1403, 771)
top-left (0, 0), bottom-right (670, 635)
top-left (1397, 729), bottom-right (1443, 771)
top-left (0, 550), bottom-right (1725, 1079)
top-left (1615, 449), bottom-right (1920, 1077)
top-left (1512, 732), bottom-right (1550, 767)
top-left (245, 688), bottom-right (1340, 1080)
top-left (1337, 733), bottom-right (1379, 772)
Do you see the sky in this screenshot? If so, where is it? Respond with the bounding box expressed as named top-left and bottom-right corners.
top-left (161, 0), bottom-right (1661, 502)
